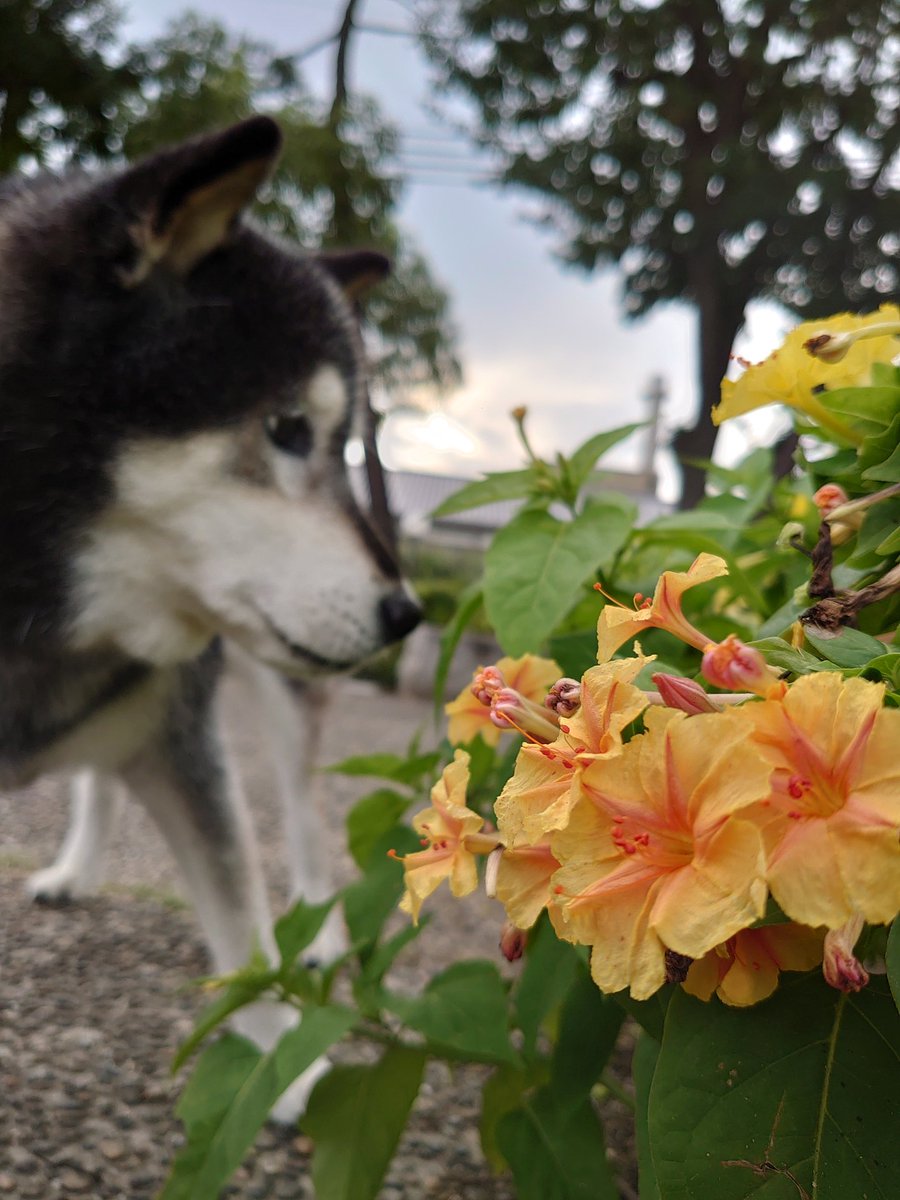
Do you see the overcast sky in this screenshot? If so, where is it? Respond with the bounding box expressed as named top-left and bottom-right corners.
top-left (125, 0), bottom-right (793, 499)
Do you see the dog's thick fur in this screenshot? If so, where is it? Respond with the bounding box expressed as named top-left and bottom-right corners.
top-left (0, 117), bottom-right (420, 1113)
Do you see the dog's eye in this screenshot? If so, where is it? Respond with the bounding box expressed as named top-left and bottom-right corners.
top-left (265, 413), bottom-right (313, 457)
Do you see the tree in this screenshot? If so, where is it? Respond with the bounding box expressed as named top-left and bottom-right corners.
top-left (420, 0), bottom-right (900, 506)
top-left (0, 0), bottom-right (137, 172)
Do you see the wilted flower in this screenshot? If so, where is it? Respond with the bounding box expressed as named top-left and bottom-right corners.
top-left (445, 654), bottom-right (561, 747)
top-left (549, 708), bottom-right (770, 999)
top-left (545, 677), bottom-right (582, 717)
top-left (743, 673), bottom-right (900, 930)
top-left (684, 923), bottom-right (825, 1007)
top-left (813, 483), bottom-right (850, 516)
top-left (596, 554), bottom-right (726, 662)
top-left (822, 912), bottom-right (870, 994)
top-left (702, 635), bottom-right (783, 698)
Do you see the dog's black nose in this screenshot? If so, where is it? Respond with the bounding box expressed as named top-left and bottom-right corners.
top-left (379, 589), bottom-right (423, 642)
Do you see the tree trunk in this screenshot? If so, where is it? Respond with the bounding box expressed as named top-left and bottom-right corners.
top-left (675, 264), bottom-right (745, 509)
top-left (329, 0), bottom-right (398, 554)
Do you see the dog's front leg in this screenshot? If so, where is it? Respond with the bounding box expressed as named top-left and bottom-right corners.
top-left (27, 769), bottom-right (124, 902)
top-left (119, 690), bottom-right (327, 1123)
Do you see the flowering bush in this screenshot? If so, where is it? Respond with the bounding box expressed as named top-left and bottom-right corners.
top-left (162, 307), bottom-right (900, 1200)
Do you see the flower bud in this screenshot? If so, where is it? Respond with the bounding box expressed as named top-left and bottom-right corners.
top-left (702, 635), bottom-right (780, 697)
top-left (652, 673), bottom-right (719, 715)
top-left (803, 331), bottom-right (852, 364)
top-left (490, 688), bottom-right (560, 742)
top-left (500, 921), bottom-right (528, 962)
top-left (823, 913), bottom-right (870, 994)
top-left (471, 665), bottom-right (505, 707)
top-left (544, 677), bottom-right (581, 717)
top-left (813, 483), bottom-right (849, 517)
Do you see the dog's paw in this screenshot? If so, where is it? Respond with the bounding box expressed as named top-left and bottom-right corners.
top-left (268, 1056), bottom-right (331, 1126)
top-left (25, 865), bottom-right (93, 905)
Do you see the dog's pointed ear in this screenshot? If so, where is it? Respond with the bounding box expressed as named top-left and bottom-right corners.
top-left (318, 249), bottom-right (391, 300)
top-left (116, 117), bottom-right (282, 284)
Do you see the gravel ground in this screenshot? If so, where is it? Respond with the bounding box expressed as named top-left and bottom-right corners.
top-left (0, 673), bottom-right (635, 1199)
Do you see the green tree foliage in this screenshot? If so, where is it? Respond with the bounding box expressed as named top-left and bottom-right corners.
top-left (420, 0), bottom-right (900, 504)
top-left (0, 0), bottom-right (137, 170)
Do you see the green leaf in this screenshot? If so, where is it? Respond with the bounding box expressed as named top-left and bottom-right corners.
top-left (858, 413), bottom-right (900, 480)
top-left (431, 469), bottom-right (537, 517)
top-left (862, 435), bottom-right (900, 483)
top-left (633, 1033), bottom-right (661, 1200)
top-left (346, 788), bottom-right (412, 868)
top-left (876, 524), bottom-right (900, 555)
top-left (514, 912), bottom-right (582, 1057)
top-left (384, 960), bottom-right (518, 1065)
top-left (433, 582), bottom-right (484, 713)
top-left (173, 968), bottom-right (278, 1071)
top-left (306, 1046), bottom-right (426, 1200)
top-left (887, 921), bottom-right (900, 1013)
top-left (804, 625), bottom-right (886, 668)
top-left (174, 1032), bottom-right (261, 1134)
top-left (161, 1008), bottom-right (357, 1200)
top-left (484, 501), bottom-right (634, 656)
top-left (649, 974), bottom-right (900, 1200)
top-left (859, 653), bottom-right (900, 690)
top-left (820, 383), bottom-right (900, 428)
top-left (481, 1063), bottom-right (531, 1172)
top-left (497, 1086), bottom-right (619, 1200)
top-left (613, 988), bottom-right (671, 1042)
top-left (325, 749), bottom-right (440, 786)
top-left (750, 637), bottom-right (832, 675)
top-left (274, 897), bottom-right (337, 968)
top-left (550, 969), bottom-right (623, 1111)
top-left (566, 422), bottom-right (645, 491)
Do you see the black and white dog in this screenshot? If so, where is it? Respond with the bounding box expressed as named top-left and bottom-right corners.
top-left (0, 117), bottom-right (420, 1113)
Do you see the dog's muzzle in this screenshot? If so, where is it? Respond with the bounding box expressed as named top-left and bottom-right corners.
top-left (379, 589), bottom-right (423, 643)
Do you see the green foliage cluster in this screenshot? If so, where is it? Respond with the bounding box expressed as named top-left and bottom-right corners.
top-left (163, 346), bottom-right (900, 1198)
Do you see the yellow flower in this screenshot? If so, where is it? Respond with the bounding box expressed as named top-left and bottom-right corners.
top-left (596, 553), bottom-right (726, 663)
top-left (445, 654), bottom-right (561, 747)
top-left (394, 750), bottom-right (497, 923)
top-left (494, 652), bottom-right (651, 847)
top-left (495, 840), bottom-right (560, 930)
top-left (549, 708), bottom-right (770, 999)
top-left (683, 923), bottom-right (825, 1007)
top-left (742, 672), bottom-right (900, 929)
top-left (712, 305), bottom-right (900, 440)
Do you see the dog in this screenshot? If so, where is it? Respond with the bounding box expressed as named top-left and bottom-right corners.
top-left (0, 116), bottom-right (421, 1114)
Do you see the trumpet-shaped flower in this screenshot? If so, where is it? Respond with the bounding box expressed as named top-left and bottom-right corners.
top-left (683, 923), bottom-right (825, 1007)
top-left (495, 840), bottom-right (561, 930)
top-left (549, 708), bottom-right (770, 999)
top-left (394, 750), bottom-right (498, 923)
top-left (712, 305), bottom-right (900, 440)
top-left (494, 653), bottom-right (651, 847)
top-left (596, 554), bottom-right (726, 663)
top-left (743, 672), bottom-right (900, 929)
top-left (445, 654), bottom-right (561, 747)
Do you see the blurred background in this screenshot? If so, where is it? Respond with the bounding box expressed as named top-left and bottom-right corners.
top-left (2, 0), bottom-right (897, 518)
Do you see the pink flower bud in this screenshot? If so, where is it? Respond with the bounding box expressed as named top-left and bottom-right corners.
top-left (490, 688), bottom-right (560, 742)
top-left (702, 635), bottom-right (779, 697)
top-left (652, 673), bottom-right (719, 715)
top-left (823, 914), bottom-right (870, 994)
top-left (499, 921), bottom-right (528, 962)
top-left (544, 677), bottom-right (581, 717)
top-left (813, 483), bottom-right (850, 517)
top-left (471, 665), bottom-right (506, 707)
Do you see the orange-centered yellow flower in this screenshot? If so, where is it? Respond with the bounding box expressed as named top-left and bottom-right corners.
top-left (712, 305), bottom-right (900, 441)
top-left (742, 672), bottom-right (900, 929)
top-left (549, 708), bottom-right (770, 999)
top-left (494, 652), bottom-right (651, 847)
top-left (596, 554), bottom-right (726, 663)
top-left (394, 750), bottom-right (498, 923)
top-left (683, 923), bottom-right (825, 1007)
top-left (445, 654), bottom-right (561, 747)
